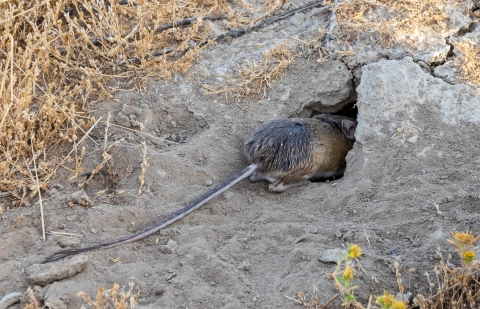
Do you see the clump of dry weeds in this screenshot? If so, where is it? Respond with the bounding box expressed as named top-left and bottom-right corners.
top-left (454, 38), bottom-right (480, 86)
top-left (415, 231), bottom-right (480, 308)
top-left (332, 0), bottom-right (462, 48)
top-left (78, 282), bottom-right (139, 309)
top-left (290, 231), bottom-right (480, 309)
top-left (203, 41), bottom-right (296, 102)
top-left (0, 0), bottom-right (284, 204)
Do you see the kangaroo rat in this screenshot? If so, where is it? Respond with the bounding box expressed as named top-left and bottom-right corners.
top-left (43, 114), bottom-right (356, 263)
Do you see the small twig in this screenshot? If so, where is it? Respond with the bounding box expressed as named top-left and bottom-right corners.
top-left (30, 138), bottom-right (46, 242)
top-left (284, 294), bottom-right (302, 304)
top-left (65, 116), bottom-right (102, 159)
top-left (104, 111), bottom-right (112, 151)
top-left (27, 287), bottom-right (41, 309)
top-left (319, 293), bottom-right (339, 309)
top-left (364, 229), bottom-right (371, 246)
top-left (47, 231), bottom-right (84, 237)
top-left (138, 141), bottom-right (148, 196)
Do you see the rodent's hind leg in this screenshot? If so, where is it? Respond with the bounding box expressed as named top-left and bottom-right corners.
top-left (249, 172), bottom-right (277, 184)
top-left (268, 180), bottom-right (310, 192)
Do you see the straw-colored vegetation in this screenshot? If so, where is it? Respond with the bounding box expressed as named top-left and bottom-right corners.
top-left (77, 282), bottom-right (139, 309)
top-left (332, 0), bottom-right (458, 47)
top-left (454, 38), bottom-right (480, 86)
top-left (203, 41), bottom-right (296, 102)
top-left (0, 0), bottom-right (283, 204)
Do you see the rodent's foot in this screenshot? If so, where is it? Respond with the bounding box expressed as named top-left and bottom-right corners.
top-left (249, 173), bottom-right (263, 183)
top-left (269, 180), bottom-right (310, 192)
top-left (249, 172), bottom-right (277, 184)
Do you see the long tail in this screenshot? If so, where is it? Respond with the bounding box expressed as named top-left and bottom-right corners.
top-left (43, 164), bottom-right (257, 263)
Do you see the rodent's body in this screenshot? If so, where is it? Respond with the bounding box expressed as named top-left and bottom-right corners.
top-left (245, 114), bottom-right (356, 191)
top-left (43, 114), bottom-right (356, 263)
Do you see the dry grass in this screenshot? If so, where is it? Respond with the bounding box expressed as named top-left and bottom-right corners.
top-left (0, 0), bottom-right (283, 204)
top-left (78, 282), bottom-right (139, 309)
top-left (289, 232), bottom-right (480, 309)
top-left (203, 41), bottom-right (296, 102)
top-left (454, 38), bottom-right (480, 86)
top-left (332, 0), bottom-right (461, 47)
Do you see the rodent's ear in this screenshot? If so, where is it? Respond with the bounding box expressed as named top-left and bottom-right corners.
top-left (341, 119), bottom-right (356, 141)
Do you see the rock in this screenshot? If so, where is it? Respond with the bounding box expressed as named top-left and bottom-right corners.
top-left (237, 261), bottom-right (251, 271)
top-left (121, 104), bottom-right (142, 116)
top-left (318, 248), bottom-right (347, 263)
top-left (407, 135), bottom-right (418, 143)
top-left (423, 230), bottom-right (448, 250)
top-left (396, 292), bottom-right (413, 303)
top-left (115, 112), bottom-right (131, 127)
top-left (129, 114), bottom-right (138, 127)
top-left (68, 190), bottom-right (90, 206)
top-left (160, 239), bottom-right (178, 254)
top-left (433, 61), bottom-right (458, 85)
top-left (26, 255), bottom-right (89, 286)
top-left (0, 292), bottom-right (22, 309)
top-left (270, 59), bottom-right (354, 114)
top-left (342, 231), bottom-right (354, 241)
top-left (55, 236), bottom-right (81, 248)
top-left (356, 57), bottom-right (480, 144)
top-left (44, 282), bottom-right (68, 309)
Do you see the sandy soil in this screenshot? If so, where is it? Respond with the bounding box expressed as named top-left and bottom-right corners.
top-left (1, 3), bottom-right (480, 309)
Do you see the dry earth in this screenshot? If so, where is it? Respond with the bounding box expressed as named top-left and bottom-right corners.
top-left (1, 2), bottom-right (480, 309)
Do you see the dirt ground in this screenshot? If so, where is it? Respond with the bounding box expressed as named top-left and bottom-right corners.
top-left (1, 3), bottom-right (480, 309)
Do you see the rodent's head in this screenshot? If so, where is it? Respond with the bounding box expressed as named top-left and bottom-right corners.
top-left (313, 114), bottom-right (357, 150)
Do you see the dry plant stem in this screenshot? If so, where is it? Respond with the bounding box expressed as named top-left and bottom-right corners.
top-left (284, 295), bottom-right (302, 304)
top-left (31, 139), bottom-right (46, 242)
top-left (319, 293), bottom-right (339, 309)
top-left (87, 138), bottom-right (124, 182)
top-left (138, 141), bottom-right (148, 196)
top-left (104, 112), bottom-right (112, 151)
top-left (48, 231), bottom-right (83, 237)
top-left (27, 287), bottom-right (41, 309)
top-left (0, 35), bottom-right (14, 131)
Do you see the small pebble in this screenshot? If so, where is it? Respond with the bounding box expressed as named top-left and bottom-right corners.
top-left (318, 248), bottom-right (347, 263)
top-left (237, 261), bottom-right (251, 271)
top-left (160, 239), bottom-right (178, 254)
top-left (205, 179), bottom-right (213, 186)
top-left (407, 135), bottom-right (418, 143)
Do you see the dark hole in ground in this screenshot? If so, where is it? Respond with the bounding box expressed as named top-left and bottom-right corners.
top-left (307, 101), bottom-right (358, 183)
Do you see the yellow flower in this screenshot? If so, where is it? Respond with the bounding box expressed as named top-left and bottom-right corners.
top-left (343, 264), bottom-right (354, 281)
top-left (392, 300), bottom-right (407, 309)
top-left (463, 251), bottom-right (476, 264)
top-left (376, 291), bottom-right (394, 308)
top-left (348, 244), bottom-right (362, 259)
top-left (452, 231), bottom-right (480, 245)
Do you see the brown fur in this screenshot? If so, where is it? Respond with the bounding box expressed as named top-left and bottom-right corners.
top-left (244, 114), bottom-right (356, 185)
